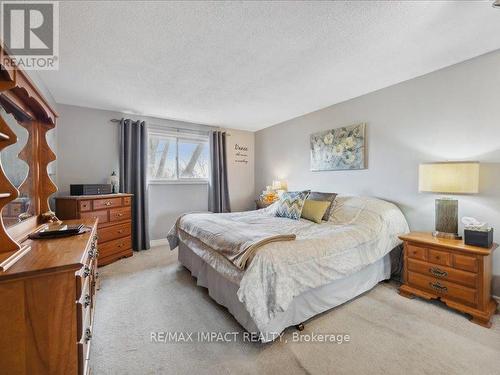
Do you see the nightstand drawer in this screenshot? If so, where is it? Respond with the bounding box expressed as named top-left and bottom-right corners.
top-left (407, 259), bottom-right (477, 288)
top-left (453, 254), bottom-right (478, 273)
top-left (407, 272), bottom-right (477, 306)
top-left (428, 249), bottom-right (451, 266)
top-left (407, 244), bottom-right (427, 261)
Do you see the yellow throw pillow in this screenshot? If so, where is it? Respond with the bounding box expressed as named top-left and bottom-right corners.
top-left (301, 200), bottom-right (331, 224)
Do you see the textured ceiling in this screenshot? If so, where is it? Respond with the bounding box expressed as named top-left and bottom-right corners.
top-left (38, 1), bottom-right (500, 131)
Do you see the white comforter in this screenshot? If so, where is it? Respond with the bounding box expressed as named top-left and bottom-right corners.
top-left (171, 196), bottom-right (409, 332)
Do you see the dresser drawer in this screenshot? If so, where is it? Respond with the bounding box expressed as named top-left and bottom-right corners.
top-left (78, 325), bottom-right (92, 375)
top-left (81, 210), bottom-right (109, 225)
top-left (93, 197), bottom-right (122, 210)
top-left (407, 244), bottom-right (427, 261)
top-left (428, 248), bottom-right (451, 266)
top-left (98, 222), bottom-right (131, 243)
top-left (76, 258), bottom-right (96, 301)
top-left (123, 196), bottom-right (132, 206)
top-left (407, 272), bottom-right (477, 306)
top-left (99, 236), bottom-right (132, 258)
top-left (407, 259), bottom-right (477, 288)
top-left (76, 286), bottom-right (92, 342)
top-left (79, 200), bottom-right (92, 212)
top-left (453, 254), bottom-right (478, 273)
top-left (109, 207), bottom-right (131, 222)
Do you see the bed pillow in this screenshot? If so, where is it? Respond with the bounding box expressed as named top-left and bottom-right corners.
top-left (308, 192), bottom-right (337, 221)
top-left (275, 191), bottom-right (310, 220)
top-left (301, 200), bottom-right (331, 223)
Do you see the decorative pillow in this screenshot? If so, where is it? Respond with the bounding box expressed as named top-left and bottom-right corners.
top-left (308, 192), bottom-right (337, 221)
top-left (275, 191), bottom-right (310, 220)
top-left (301, 200), bottom-right (331, 224)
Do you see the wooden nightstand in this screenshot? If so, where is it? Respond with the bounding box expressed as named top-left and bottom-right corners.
top-left (399, 232), bottom-right (498, 328)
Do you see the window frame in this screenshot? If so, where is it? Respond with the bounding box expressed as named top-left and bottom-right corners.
top-left (147, 126), bottom-right (210, 185)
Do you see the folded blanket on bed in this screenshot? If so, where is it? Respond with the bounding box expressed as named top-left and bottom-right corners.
top-left (167, 212), bottom-right (296, 269)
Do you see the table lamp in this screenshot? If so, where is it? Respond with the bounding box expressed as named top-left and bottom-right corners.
top-left (272, 180), bottom-right (288, 197)
top-left (419, 161), bottom-right (479, 239)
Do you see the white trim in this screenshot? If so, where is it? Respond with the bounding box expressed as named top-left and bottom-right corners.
top-left (148, 179), bottom-right (208, 185)
top-left (150, 238), bottom-right (169, 247)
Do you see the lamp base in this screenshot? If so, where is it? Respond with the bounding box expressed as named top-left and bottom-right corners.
top-left (432, 231), bottom-right (462, 240)
top-left (435, 198), bottom-right (459, 238)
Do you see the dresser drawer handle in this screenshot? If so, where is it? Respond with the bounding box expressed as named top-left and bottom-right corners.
top-left (84, 294), bottom-right (91, 308)
top-left (117, 229), bottom-right (124, 234)
top-left (117, 243), bottom-right (124, 248)
top-left (88, 248), bottom-right (99, 259)
top-left (84, 328), bottom-right (92, 343)
top-left (116, 213), bottom-right (124, 217)
top-left (83, 266), bottom-right (91, 278)
top-left (104, 201), bottom-right (112, 206)
top-left (429, 282), bottom-right (447, 293)
top-left (429, 267), bottom-right (448, 278)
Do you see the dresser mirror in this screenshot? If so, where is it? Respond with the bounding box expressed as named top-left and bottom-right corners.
top-left (0, 46), bottom-right (58, 253)
top-left (0, 108), bottom-right (35, 228)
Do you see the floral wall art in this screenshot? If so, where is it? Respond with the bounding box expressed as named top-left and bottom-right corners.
top-left (310, 123), bottom-right (366, 171)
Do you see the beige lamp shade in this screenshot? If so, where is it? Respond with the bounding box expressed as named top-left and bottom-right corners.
top-left (419, 162), bottom-right (479, 194)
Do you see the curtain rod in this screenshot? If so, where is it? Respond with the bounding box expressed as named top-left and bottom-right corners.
top-left (110, 118), bottom-right (231, 136)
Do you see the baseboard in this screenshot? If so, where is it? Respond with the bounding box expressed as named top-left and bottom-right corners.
top-left (150, 238), bottom-right (168, 247)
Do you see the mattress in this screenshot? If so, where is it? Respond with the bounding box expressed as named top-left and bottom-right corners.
top-left (168, 195), bottom-right (409, 332)
top-left (178, 240), bottom-right (392, 343)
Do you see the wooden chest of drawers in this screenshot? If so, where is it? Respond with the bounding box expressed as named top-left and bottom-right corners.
top-left (399, 232), bottom-right (498, 327)
top-left (56, 193), bottom-right (133, 266)
top-left (0, 218), bottom-right (99, 375)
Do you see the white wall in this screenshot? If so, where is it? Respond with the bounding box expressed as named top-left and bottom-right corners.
top-left (56, 104), bottom-right (254, 240)
top-left (227, 129), bottom-right (255, 211)
top-left (255, 50), bottom-right (500, 293)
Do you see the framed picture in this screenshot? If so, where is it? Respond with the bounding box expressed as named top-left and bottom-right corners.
top-left (310, 123), bottom-right (366, 171)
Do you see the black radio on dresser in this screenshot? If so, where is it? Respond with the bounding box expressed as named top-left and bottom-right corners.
top-left (70, 184), bottom-right (112, 196)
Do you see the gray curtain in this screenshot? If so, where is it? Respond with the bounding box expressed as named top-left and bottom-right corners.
top-left (208, 131), bottom-right (231, 213)
top-left (119, 119), bottom-right (150, 250)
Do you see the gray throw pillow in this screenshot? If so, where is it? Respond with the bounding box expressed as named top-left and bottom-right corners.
top-left (308, 192), bottom-right (337, 221)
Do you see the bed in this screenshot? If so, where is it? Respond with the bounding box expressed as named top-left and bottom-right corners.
top-left (167, 195), bottom-right (409, 342)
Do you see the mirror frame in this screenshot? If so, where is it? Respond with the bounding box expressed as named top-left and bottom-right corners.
top-left (0, 45), bottom-right (58, 255)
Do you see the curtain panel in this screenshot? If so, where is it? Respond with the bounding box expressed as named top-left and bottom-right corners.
top-left (119, 119), bottom-right (150, 251)
top-left (209, 131), bottom-right (231, 213)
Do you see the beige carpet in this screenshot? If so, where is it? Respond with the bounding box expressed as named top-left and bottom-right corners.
top-left (90, 245), bottom-right (500, 375)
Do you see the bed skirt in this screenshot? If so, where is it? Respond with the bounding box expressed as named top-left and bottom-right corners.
top-left (178, 241), bottom-right (392, 342)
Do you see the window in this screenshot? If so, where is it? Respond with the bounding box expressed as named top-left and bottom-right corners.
top-left (148, 127), bottom-right (209, 183)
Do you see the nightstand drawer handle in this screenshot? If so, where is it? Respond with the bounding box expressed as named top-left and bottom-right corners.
top-left (429, 282), bottom-right (447, 293)
top-left (429, 267), bottom-right (447, 278)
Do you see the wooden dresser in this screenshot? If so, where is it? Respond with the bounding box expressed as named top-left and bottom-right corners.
top-left (56, 193), bottom-right (133, 266)
top-left (399, 232), bottom-right (498, 327)
top-left (0, 218), bottom-right (99, 375)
